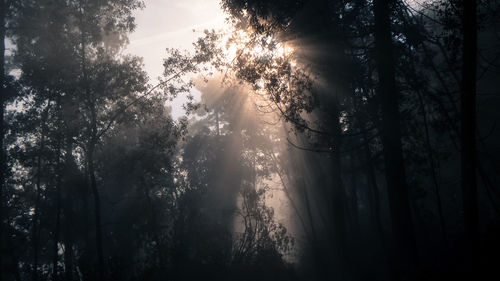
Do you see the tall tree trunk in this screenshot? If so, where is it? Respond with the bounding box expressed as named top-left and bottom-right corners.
top-left (461, 0), bottom-right (478, 275)
top-left (51, 97), bottom-right (66, 281)
top-left (0, 0), bottom-right (6, 278)
top-left (329, 103), bottom-right (349, 277)
top-left (52, 142), bottom-right (63, 281)
top-left (373, 0), bottom-right (418, 272)
top-left (86, 90), bottom-right (104, 279)
top-left (79, 6), bottom-right (105, 276)
top-left (87, 144), bottom-right (104, 281)
top-left (32, 159), bottom-right (41, 281)
top-left (349, 152), bottom-right (360, 235)
top-left (417, 91), bottom-right (447, 242)
top-left (140, 177), bottom-right (168, 276)
top-left (63, 219), bottom-right (74, 281)
top-left (12, 256), bottom-right (21, 281)
top-left (362, 130), bottom-right (384, 240)
top-left (62, 137), bottom-right (74, 281)
top-left (32, 104), bottom-right (49, 281)
top-left (51, 177), bottom-right (61, 281)
top-left (296, 2), bottom-right (349, 273)
top-left (270, 151), bottom-right (310, 240)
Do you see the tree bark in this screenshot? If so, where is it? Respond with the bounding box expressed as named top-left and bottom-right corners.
top-left (52, 148), bottom-right (62, 281)
top-left (32, 103), bottom-right (50, 281)
top-left (349, 152), bottom-right (360, 235)
top-left (63, 217), bottom-right (74, 281)
top-left (460, 0), bottom-right (478, 275)
top-left (362, 130), bottom-right (384, 241)
top-left (62, 136), bottom-right (75, 281)
top-left (0, 0), bottom-right (6, 278)
top-left (141, 177), bottom-right (165, 270)
top-left (87, 144), bottom-right (104, 281)
top-left (329, 103), bottom-right (349, 276)
top-left (417, 91), bottom-right (447, 242)
top-left (79, 6), bottom-right (105, 276)
top-left (373, 0), bottom-right (418, 272)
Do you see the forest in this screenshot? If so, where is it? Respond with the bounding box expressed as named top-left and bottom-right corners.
top-left (0, 0), bottom-right (499, 280)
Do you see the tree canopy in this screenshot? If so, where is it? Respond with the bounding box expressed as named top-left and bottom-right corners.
top-left (1, 0), bottom-right (499, 281)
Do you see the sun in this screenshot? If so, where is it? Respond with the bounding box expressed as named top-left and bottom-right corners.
top-left (224, 29), bottom-right (294, 62)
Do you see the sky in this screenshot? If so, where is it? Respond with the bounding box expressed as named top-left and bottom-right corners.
top-left (125, 0), bottom-right (228, 118)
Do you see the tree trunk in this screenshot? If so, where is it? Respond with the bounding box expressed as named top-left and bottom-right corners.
top-left (32, 104), bottom-right (49, 281)
top-left (417, 91), bottom-right (447, 242)
top-left (51, 96), bottom-right (66, 281)
top-left (329, 103), bottom-right (349, 276)
top-left (79, 6), bottom-right (105, 276)
top-left (62, 137), bottom-right (74, 281)
top-left (460, 0), bottom-right (478, 275)
top-left (64, 207), bottom-right (74, 281)
top-left (362, 130), bottom-right (384, 240)
top-left (63, 223), bottom-right (74, 281)
top-left (373, 0), bottom-right (418, 272)
top-left (141, 177), bottom-right (165, 270)
top-left (32, 164), bottom-right (41, 281)
top-left (52, 149), bottom-right (62, 281)
top-left (87, 144), bottom-right (104, 281)
top-left (349, 152), bottom-right (360, 235)
top-left (0, 0), bottom-right (6, 278)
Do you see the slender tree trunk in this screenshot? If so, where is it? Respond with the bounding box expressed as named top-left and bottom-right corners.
top-left (141, 178), bottom-right (165, 269)
top-left (32, 163), bottom-right (41, 281)
top-left (329, 103), bottom-right (349, 276)
top-left (266, 145), bottom-right (309, 235)
top-left (51, 179), bottom-right (61, 281)
top-left (297, 1), bottom-right (349, 274)
top-left (52, 146), bottom-right (62, 281)
top-left (63, 221), bottom-right (74, 281)
top-left (0, 0), bottom-right (6, 278)
top-left (32, 104), bottom-right (49, 281)
top-left (461, 0), bottom-right (478, 275)
top-left (349, 153), bottom-right (360, 235)
top-left (79, 6), bottom-right (105, 276)
top-left (51, 97), bottom-right (65, 281)
top-left (361, 130), bottom-right (384, 241)
top-left (87, 94), bottom-right (104, 280)
top-left (87, 144), bottom-right (104, 280)
top-left (62, 137), bottom-right (74, 281)
top-left (301, 179), bottom-right (318, 243)
top-left (7, 255), bottom-right (21, 281)
top-left (417, 91), bottom-right (447, 242)
top-left (63, 223), bottom-right (74, 281)
top-left (13, 257), bottom-right (21, 281)
top-left (373, 0), bottom-right (418, 272)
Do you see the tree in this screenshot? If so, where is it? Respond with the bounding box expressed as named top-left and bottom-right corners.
top-left (171, 76), bottom-right (295, 280)
top-left (460, 0), bottom-right (478, 276)
top-left (372, 0), bottom-right (418, 272)
top-left (0, 0), bottom-right (6, 276)
top-left (3, 0), bottom-right (500, 280)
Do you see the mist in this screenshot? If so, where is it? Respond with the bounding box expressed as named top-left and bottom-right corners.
top-left (1, 0), bottom-right (499, 281)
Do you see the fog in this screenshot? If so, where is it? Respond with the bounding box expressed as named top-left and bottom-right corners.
top-left (1, 0), bottom-right (499, 281)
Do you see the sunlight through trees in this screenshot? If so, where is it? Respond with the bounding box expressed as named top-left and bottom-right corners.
top-left (0, 0), bottom-right (499, 281)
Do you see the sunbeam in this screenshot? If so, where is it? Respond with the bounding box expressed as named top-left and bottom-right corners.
top-left (3, 0), bottom-right (499, 280)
